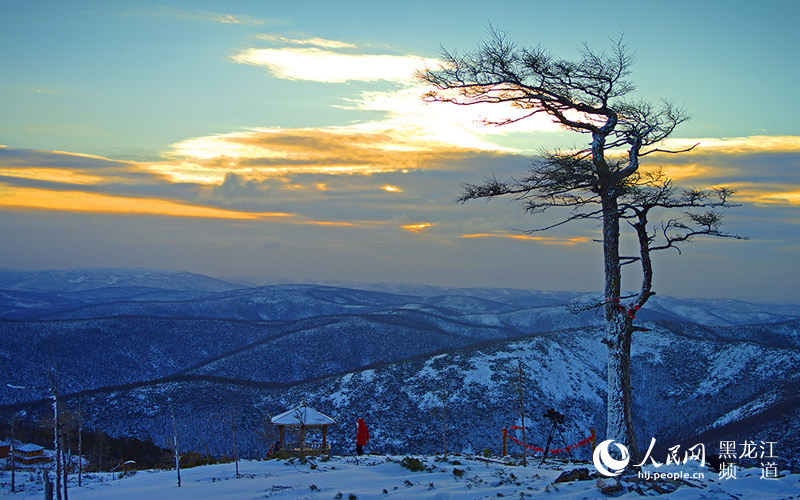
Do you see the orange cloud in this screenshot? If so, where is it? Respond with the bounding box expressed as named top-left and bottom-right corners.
top-left (0, 167), bottom-right (104, 185)
top-left (160, 125), bottom-right (498, 184)
top-left (639, 162), bottom-right (738, 183)
top-left (759, 191), bottom-right (800, 205)
top-left (0, 147), bottom-right (160, 186)
top-left (721, 183), bottom-right (800, 206)
top-left (0, 147), bottom-right (443, 226)
top-left (629, 136), bottom-right (800, 207)
top-left (402, 222), bottom-right (434, 232)
top-left (298, 220), bottom-right (356, 227)
top-left (0, 185), bottom-right (292, 220)
top-left (460, 233), bottom-right (590, 245)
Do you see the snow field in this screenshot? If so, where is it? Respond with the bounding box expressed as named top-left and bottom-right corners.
top-left (2, 455), bottom-right (799, 499)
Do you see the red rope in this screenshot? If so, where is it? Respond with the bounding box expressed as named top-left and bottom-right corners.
top-left (506, 427), bottom-right (594, 454)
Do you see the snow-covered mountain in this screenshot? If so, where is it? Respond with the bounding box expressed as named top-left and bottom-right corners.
top-left (45, 319), bottom-right (795, 469)
top-left (0, 268), bottom-right (798, 470)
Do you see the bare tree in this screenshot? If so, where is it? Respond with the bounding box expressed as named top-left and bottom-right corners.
top-left (517, 360), bottom-right (527, 467)
top-left (8, 413), bottom-right (20, 493)
top-left (45, 367), bottom-right (62, 500)
top-left (418, 28), bottom-right (743, 457)
top-left (437, 384), bottom-right (448, 459)
top-left (213, 410), bottom-right (240, 477)
top-left (169, 402), bottom-right (181, 488)
top-left (76, 399), bottom-right (82, 487)
top-left (230, 412), bottom-right (239, 478)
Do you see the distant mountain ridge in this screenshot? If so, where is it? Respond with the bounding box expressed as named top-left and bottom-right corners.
top-left (0, 267), bottom-right (243, 292)
top-left (1, 268), bottom-right (798, 325)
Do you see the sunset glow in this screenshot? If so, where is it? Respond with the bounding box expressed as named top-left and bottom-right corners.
top-left (1, 1), bottom-right (798, 301)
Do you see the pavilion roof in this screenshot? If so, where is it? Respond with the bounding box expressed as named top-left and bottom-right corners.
top-left (271, 403), bottom-right (337, 426)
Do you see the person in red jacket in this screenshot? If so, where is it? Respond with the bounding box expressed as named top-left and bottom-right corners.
top-left (356, 418), bottom-right (369, 455)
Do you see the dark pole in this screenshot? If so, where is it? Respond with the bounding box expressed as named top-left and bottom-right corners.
top-left (170, 403), bottom-right (181, 487)
top-left (77, 400), bottom-right (82, 487)
top-left (10, 418), bottom-right (15, 493)
top-left (231, 412), bottom-right (239, 477)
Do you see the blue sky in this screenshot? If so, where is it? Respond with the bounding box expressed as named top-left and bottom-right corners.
top-left (1, 1), bottom-right (798, 302)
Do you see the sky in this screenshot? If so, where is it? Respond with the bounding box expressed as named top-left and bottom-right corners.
top-left (1, 0), bottom-right (798, 302)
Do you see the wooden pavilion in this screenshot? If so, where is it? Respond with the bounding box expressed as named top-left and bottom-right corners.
top-left (270, 402), bottom-right (337, 457)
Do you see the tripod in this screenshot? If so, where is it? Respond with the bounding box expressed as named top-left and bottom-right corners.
top-left (539, 410), bottom-right (572, 465)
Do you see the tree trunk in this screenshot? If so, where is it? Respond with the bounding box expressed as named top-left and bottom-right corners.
top-left (601, 194), bottom-right (638, 459)
top-left (51, 374), bottom-right (61, 500)
top-left (441, 385), bottom-right (448, 460)
top-left (605, 316), bottom-right (637, 458)
top-left (62, 440), bottom-right (68, 500)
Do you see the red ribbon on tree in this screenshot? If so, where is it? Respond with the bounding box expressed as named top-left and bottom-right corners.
top-left (603, 297), bottom-right (642, 319)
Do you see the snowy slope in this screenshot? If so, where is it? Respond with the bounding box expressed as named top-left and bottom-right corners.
top-left (1, 455), bottom-right (798, 500)
top-left (185, 312), bottom-right (509, 384)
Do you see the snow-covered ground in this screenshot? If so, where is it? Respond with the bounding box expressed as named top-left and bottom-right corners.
top-left (2, 455), bottom-right (799, 499)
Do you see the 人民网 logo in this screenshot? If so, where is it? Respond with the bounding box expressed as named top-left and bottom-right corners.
top-left (593, 439), bottom-right (630, 476)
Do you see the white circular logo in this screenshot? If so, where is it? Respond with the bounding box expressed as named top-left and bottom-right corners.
top-left (592, 439), bottom-right (630, 477)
